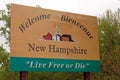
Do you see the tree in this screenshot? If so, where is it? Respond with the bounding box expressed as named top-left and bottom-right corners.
top-left (0, 46), bottom-right (9, 71)
top-left (0, 46), bottom-right (11, 80)
top-left (92, 9), bottom-right (120, 80)
top-left (0, 4), bottom-right (10, 44)
top-left (98, 9), bottom-right (120, 54)
top-left (0, 4), bottom-right (19, 80)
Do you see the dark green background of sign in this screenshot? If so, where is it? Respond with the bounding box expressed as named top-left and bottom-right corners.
top-left (10, 57), bottom-right (100, 72)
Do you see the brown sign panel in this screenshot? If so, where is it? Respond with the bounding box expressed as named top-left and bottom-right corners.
top-left (10, 4), bottom-right (100, 72)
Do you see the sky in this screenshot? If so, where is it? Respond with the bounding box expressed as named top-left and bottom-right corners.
top-left (0, 0), bottom-right (120, 16)
top-left (0, 0), bottom-right (120, 52)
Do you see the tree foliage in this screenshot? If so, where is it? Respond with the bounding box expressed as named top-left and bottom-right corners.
top-left (94, 9), bottom-right (120, 80)
top-left (0, 46), bottom-right (9, 71)
top-left (0, 4), bottom-right (10, 44)
top-left (0, 46), bottom-right (13, 80)
top-left (98, 9), bottom-right (120, 54)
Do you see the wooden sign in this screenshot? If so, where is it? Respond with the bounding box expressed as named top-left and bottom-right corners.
top-left (10, 4), bottom-right (100, 72)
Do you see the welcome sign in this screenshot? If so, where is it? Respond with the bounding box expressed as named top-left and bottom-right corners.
top-left (10, 4), bottom-right (100, 72)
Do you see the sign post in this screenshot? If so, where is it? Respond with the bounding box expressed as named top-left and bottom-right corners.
top-left (20, 72), bottom-right (27, 80)
top-left (84, 72), bottom-right (90, 80)
top-left (10, 4), bottom-right (100, 79)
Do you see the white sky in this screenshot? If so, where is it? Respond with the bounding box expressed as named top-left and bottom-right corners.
top-left (0, 0), bottom-right (120, 16)
top-left (0, 0), bottom-right (120, 52)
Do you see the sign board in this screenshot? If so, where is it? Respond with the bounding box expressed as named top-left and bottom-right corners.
top-left (10, 4), bottom-right (100, 72)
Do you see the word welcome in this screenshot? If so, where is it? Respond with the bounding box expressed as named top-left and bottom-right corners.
top-left (19, 14), bottom-right (51, 32)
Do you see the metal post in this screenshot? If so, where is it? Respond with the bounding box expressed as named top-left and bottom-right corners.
top-left (84, 72), bottom-right (90, 80)
top-left (20, 72), bottom-right (27, 80)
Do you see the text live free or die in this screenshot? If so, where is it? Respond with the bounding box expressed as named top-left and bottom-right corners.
top-left (26, 61), bottom-right (89, 70)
